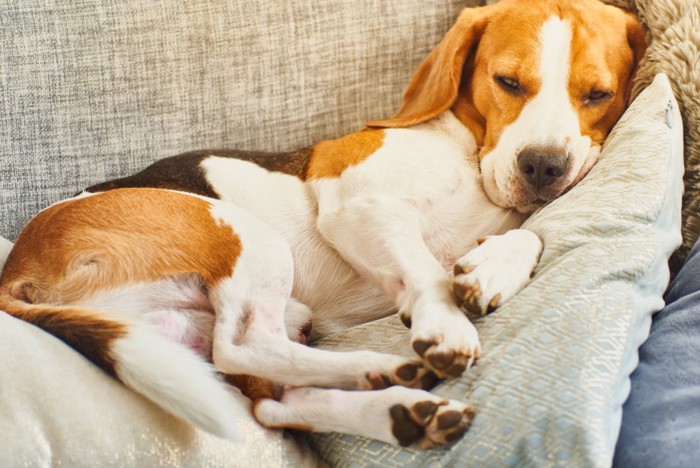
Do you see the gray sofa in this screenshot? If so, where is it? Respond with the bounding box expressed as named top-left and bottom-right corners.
top-left (0, 1), bottom-right (477, 466)
top-left (1, 0), bottom-right (697, 466)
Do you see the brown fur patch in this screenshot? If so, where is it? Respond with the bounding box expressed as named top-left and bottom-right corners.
top-left (228, 375), bottom-right (315, 431)
top-left (225, 374), bottom-right (283, 402)
top-left (306, 129), bottom-right (384, 179)
top-left (566, 7), bottom-right (646, 146)
top-left (0, 188), bottom-right (243, 376)
top-left (1, 188), bottom-right (242, 305)
top-left (367, 7), bottom-right (490, 130)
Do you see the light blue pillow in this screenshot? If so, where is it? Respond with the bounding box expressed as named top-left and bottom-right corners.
top-left (614, 236), bottom-right (700, 465)
top-left (309, 73), bottom-right (684, 466)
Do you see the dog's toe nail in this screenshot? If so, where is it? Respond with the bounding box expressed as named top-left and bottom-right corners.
top-left (486, 293), bottom-right (501, 314)
top-left (453, 263), bottom-right (475, 276)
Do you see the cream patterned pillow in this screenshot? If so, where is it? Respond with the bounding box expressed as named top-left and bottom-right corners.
top-left (309, 73), bottom-right (684, 466)
top-left (0, 311), bottom-right (318, 467)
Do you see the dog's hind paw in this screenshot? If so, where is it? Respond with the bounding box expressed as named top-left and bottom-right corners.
top-left (361, 361), bottom-right (438, 390)
top-left (408, 304), bottom-right (481, 378)
top-left (390, 398), bottom-right (474, 448)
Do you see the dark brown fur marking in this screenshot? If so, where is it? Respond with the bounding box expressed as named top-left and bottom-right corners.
top-left (0, 300), bottom-right (126, 376)
top-left (224, 374), bottom-right (283, 402)
top-left (85, 148), bottom-right (313, 197)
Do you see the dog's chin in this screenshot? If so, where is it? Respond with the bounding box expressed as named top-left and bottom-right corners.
top-left (485, 152), bottom-right (600, 213)
top-left (514, 200), bottom-right (545, 214)
top-left (491, 176), bottom-right (572, 213)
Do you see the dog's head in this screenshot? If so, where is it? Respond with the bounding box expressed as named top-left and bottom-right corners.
top-left (369, 0), bottom-right (646, 212)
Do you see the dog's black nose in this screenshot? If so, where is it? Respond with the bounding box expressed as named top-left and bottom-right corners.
top-left (517, 146), bottom-right (568, 190)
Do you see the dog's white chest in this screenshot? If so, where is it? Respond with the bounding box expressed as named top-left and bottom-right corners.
top-left (312, 112), bottom-right (524, 268)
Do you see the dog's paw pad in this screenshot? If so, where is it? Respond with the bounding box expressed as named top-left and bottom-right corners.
top-left (394, 362), bottom-right (438, 389)
top-left (362, 361), bottom-right (438, 390)
top-left (363, 371), bottom-right (394, 390)
top-left (411, 338), bottom-right (477, 378)
top-left (412, 339), bottom-right (434, 357)
top-left (390, 400), bottom-right (474, 448)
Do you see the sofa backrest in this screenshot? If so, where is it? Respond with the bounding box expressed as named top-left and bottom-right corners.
top-left (0, 0), bottom-right (481, 240)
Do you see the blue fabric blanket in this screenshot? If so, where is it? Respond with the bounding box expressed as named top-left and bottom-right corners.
top-left (615, 238), bottom-right (700, 466)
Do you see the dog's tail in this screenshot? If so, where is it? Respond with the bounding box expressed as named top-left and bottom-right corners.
top-left (0, 293), bottom-right (242, 440)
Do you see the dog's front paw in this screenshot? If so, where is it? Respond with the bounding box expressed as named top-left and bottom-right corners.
top-left (453, 229), bottom-right (542, 316)
top-left (390, 396), bottom-right (474, 448)
top-left (409, 305), bottom-right (481, 378)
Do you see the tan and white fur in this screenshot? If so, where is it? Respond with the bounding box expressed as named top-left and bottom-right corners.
top-left (0, 0), bottom-right (645, 448)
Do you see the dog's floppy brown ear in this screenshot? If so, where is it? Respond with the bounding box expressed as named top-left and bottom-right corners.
top-left (623, 11), bottom-right (647, 104)
top-left (367, 6), bottom-right (492, 128)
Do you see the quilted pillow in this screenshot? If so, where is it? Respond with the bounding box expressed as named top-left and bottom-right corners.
top-left (308, 73), bottom-right (684, 466)
top-left (0, 310), bottom-right (318, 467)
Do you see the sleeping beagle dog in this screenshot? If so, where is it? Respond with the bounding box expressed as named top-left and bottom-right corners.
top-left (0, 0), bottom-right (645, 448)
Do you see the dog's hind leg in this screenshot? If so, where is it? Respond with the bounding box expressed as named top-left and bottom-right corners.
top-left (208, 201), bottom-right (436, 390)
top-left (253, 385), bottom-right (474, 448)
top-left (210, 286), bottom-right (436, 391)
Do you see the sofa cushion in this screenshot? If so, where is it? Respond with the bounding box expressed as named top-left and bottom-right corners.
top-left (0, 0), bottom-right (480, 240)
top-left (309, 73), bottom-right (684, 466)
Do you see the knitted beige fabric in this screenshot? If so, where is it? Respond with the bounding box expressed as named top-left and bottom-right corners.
top-left (604, 0), bottom-right (700, 270)
top-left (0, 0), bottom-right (479, 240)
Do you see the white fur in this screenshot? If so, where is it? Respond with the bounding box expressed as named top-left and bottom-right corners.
top-left (255, 386), bottom-right (471, 447)
top-left (112, 324), bottom-right (245, 440)
top-left (203, 202), bottom-right (429, 389)
top-left (201, 156), bottom-right (395, 335)
top-left (309, 112), bottom-right (524, 372)
top-left (453, 229), bottom-right (543, 314)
